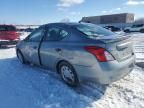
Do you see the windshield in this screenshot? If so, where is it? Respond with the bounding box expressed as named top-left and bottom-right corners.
top-left (7, 26), bottom-right (16, 31)
top-left (74, 23), bottom-right (115, 39)
top-left (0, 25), bottom-right (16, 31)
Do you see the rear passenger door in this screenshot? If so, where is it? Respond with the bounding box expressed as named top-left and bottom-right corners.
top-left (40, 26), bottom-right (69, 69)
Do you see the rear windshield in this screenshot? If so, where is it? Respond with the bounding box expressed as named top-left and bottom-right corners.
top-left (74, 23), bottom-right (115, 39)
top-left (0, 25), bottom-right (16, 31)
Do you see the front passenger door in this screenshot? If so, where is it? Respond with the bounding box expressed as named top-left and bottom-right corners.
top-left (23, 27), bottom-right (45, 65)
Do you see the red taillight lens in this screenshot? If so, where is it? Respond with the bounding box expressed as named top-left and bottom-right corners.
top-left (85, 46), bottom-right (115, 62)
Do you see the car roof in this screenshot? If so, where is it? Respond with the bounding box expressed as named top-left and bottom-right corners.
top-left (43, 22), bottom-right (87, 27)
top-left (0, 25), bottom-right (16, 27)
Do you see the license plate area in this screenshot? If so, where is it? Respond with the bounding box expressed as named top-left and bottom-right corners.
top-left (118, 48), bottom-right (132, 60)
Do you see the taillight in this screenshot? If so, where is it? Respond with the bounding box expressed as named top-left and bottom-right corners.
top-left (85, 46), bottom-right (115, 62)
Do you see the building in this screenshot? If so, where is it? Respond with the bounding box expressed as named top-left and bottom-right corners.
top-left (80, 13), bottom-right (134, 24)
top-left (80, 13), bottom-right (135, 28)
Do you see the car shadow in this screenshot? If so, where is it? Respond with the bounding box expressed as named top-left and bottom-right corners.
top-left (74, 82), bottom-right (107, 101)
top-left (0, 57), bottom-right (107, 108)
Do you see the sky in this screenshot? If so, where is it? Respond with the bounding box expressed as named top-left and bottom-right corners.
top-left (0, 0), bottom-right (144, 24)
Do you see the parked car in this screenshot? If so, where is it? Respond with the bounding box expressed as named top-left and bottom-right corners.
top-left (124, 24), bottom-right (144, 33)
top-left (16, 23), bottom-right (135, 86)
top-left (17, 28), bottom-right (26, 32)
top-left (104, 26), bottom-right (121, 32)
top-left (25, 28), bottom-right (34, 32)
top-left (0, 25), bottom-right (20, 47)
top-left (17, 28), bottom-right (35, 33)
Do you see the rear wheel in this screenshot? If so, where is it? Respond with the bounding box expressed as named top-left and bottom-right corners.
top-left (58, 62), bottom-right (79, 87)
top-left (17, 50), bottom-right (25, 64)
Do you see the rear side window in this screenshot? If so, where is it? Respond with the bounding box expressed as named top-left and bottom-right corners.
top-left (74, 24), bottom-right (114, 39)
top-left (0, 25), bottom-right (16, 31)
top-left (44, 27), bottom-right (68, 41)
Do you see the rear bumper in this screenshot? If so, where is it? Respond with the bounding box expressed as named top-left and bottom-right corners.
top-left (73, 55), bottom-right (136, 84)
top-left (0, 40), bottom-right (19, 45)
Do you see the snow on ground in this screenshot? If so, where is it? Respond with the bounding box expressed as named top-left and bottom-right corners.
top-left (132, 33), bottom-right (144, 63)
top-left (0, 33), bottom-right (144, 108)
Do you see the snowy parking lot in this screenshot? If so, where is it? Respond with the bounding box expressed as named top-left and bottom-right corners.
top-left (0, 33), bottom-right (144, 108)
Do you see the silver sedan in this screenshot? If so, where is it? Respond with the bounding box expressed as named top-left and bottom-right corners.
top-left (16, 23), bottom-right (135, 86)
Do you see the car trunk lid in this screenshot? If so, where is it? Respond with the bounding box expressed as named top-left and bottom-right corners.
top-left (97, 35), bottom-right (134, 62)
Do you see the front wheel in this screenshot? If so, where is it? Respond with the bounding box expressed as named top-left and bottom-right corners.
top-left (58, 62), bottom-right (79, 87)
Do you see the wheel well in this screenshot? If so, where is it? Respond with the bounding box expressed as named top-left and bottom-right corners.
top-left (56, 60), bottom-right (80, 86)
top-left (16, 49), bottom-right (24, 59)
top-left (56, 60), bottom-right (70, 74)
top-left (16, 49), bottom-right (20, 55)
top-left (16, 49), bottom-right (22, 56)
top-left (16, 48), bottom-right (20, 53)
top-left (16, 49), bottom-right (22, 57)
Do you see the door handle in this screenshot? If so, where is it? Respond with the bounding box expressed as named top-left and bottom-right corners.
top-left (56, 48), bottom-right (62, 52)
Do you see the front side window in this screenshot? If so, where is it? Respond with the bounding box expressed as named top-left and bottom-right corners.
top-left (74, 23), bottom-right (114, 39)
top-left (28, 28), bottom-right (44, 42)
top-left (44, 27), bottom-right (68, 41)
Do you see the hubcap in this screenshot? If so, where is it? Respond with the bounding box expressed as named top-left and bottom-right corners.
top-left (61, 65), bottom-right (75, 84)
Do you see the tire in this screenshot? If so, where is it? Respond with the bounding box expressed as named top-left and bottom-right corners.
top-left (140, 29), bottom-right (144, 33)
top-left (17, 50), bottom-right (25, 64)
top-left (58, 62), bottom-right (79, 87)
